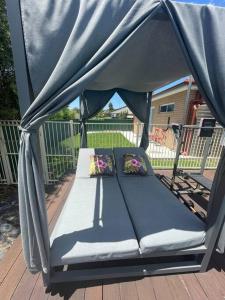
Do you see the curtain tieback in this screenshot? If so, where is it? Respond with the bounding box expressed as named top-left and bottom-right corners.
top-left (79, 119), bottom-right (86, 127)
top-left (18, 125), bottom-right (37, 133)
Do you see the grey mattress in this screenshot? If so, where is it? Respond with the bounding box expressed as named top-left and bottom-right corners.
top-left (113, 147), bottom-right (154, 176)
top-left (50, 176), bottom-right (139, 266)
top-left (116, 175), bottom-right (206, 254)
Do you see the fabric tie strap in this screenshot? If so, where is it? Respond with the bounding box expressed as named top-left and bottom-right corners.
top-left (18, 126), bottom-right (37, 133)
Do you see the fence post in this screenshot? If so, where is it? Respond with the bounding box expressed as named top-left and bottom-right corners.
top-left (70, 120), bottom-right (77, 168)
top-left (39, 126), bottom-right (49, 184)
top-left (200, 137), bottom-right (211, 175)
top-left (0, 124), bottom-right (14, 184)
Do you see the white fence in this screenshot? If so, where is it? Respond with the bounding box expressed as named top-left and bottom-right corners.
top-left (0, 120), bottom-right (223, 184)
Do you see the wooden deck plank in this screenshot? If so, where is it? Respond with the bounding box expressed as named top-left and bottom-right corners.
top-left (195, 269), bottom-right (225, 299)
top-left (11, 269), bottom-right (39, 300)
top-left (0, 179), bottom-right (69, 285)
top-left (103, 282), bottom-right (120, 300)
top-left (13, 176), bottom-right (74, 299)
top-left (0, 237), bottom-right (22, 285)
top-left (0, 175), bottom-right (74, 300)
top-left (152, 276), bottom-right (174, 300)
top-left (180, 274), bottom-right (208, 300)
top-left (166, 275), bottom-right (191, 300)
top-left (0, 253), bottom-right (26, 300)
top-left (29, 274), bottom-right (49, 300)
top-left (136, 277), bottom-right (156, 300)
top-left (120, 280), bottom-right (139, 300)
top-left (85, 285), bottom-right (102, 300)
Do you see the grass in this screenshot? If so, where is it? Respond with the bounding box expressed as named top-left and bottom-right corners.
top-left (63, 132), bottom-right (135, 149)
top-left (62, 131), bottom-right (219, 169)
top-left (150, 158), bottom-right (219, 169)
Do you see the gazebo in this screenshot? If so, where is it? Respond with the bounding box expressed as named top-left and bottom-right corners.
top-left (6, 0), bottom-right (225, 286)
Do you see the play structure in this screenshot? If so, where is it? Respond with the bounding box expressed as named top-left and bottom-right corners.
top-left (6, 0), bottom-right (225, 287)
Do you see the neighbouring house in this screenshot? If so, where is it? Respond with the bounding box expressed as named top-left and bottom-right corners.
top-left (133, 78), bottom-right (221, 154)
top-left (150, 78), bottom-right (205, 126)
top-left (111, 106), bottom-right (133, 119)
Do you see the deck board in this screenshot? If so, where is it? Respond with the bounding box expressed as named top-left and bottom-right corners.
top-left (0, 175), bottom-right (75, 300)
top-left (152, 276), bottom-right (174, 300)
top-left (166, 275), bottom-right (191, 300)
top-left (29, 274), bottom-right (49, 300)
top-left (136, 277), bottom-right (156, 300)
top-left (195, 269), bottom-right (225, 299)
top-left (1, 172), bottom-right (225, 299)
top-left (103, 282), bottom-right (121, 300)
top-left (85, 285), bottom-right (102, 300)
top-left (180, 274), bottom-right (208, 300)
top-left (120, 280), bottom-right (139, 300)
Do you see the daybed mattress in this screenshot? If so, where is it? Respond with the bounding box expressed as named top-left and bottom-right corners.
top-left (50, 149), bottom-right (139, 266)
top-left (114, 148), bottom-right (206, 254)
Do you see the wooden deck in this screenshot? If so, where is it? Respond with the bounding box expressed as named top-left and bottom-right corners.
top-left (1, 173), bottom-right (225, 300)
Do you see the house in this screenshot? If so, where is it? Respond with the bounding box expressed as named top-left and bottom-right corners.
top-left (150, 78), bottom-right (205, 126)
top-left (134, 78), bottom-right (219, 152)
top-left (111, 106), bottom-right (133, 119)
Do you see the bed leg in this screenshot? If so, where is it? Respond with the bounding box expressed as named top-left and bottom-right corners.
top-left (200, 251), bottom-right (212, 272)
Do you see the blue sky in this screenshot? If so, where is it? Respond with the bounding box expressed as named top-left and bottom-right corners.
top-left (69, 0), bottom-right (225, 110)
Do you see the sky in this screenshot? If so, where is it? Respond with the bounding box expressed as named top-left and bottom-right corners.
top-left (69, 0), bottom-right (225, 110)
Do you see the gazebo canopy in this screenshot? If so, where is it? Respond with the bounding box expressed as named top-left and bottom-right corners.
top-left (6, 0), bottom-right (225, 274)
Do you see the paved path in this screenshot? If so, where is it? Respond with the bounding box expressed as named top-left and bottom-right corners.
top-left (121, 131), bottom-right (177, 158)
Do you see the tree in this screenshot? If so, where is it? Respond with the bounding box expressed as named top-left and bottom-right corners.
top-left (0, 0), bottom-right (20, 119)
top-left (108, 102), bottom-right (114, 112)
top-left (94, 109), bottom-right (106, 119)
top-left (49, 107), bottom-right (76, 121)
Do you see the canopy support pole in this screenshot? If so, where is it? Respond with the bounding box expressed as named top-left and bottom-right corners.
top-left (6, 0), bottom-right (34, 115)
top-left (201, 194), bottom-right (225, 271)
top-left (172, 76), bottom-right (192, 185)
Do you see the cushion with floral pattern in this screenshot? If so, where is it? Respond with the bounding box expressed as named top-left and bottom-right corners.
top-left (123, 154), bottom-right (147, 175)
top-left (89, 155), bottom-right (114, 176)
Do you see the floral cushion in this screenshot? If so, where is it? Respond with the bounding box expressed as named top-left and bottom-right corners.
top-left (123, 154), bottom-right (147, 175)
top-left (89, 155), bottom-right (114, 176)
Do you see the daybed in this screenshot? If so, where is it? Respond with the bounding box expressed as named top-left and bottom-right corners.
top-left (7, 0), bottom-right (225, 286)
top-left (50, 147), bottom-right (206, 269)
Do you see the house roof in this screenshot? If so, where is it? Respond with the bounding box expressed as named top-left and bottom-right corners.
top-left (152, 77), bottom-right (198, 102)
top-left (112, 105), bottom-right (131, 113)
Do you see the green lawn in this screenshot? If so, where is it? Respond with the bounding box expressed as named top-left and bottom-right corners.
top-left (63, 132), bottom-right (135, 149)
top-left (62, 132), bottom-right (219, 169)
top-left (150, 157), bottom-right (219, 169)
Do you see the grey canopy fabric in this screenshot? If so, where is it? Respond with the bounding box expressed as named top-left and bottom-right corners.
top-left (11, 0), bottom-right (225, 274)
top-left (80, 89), bottom-right (115, 148)
top-left (117, 90), bottom-right (152, 149)
top-left (163, 0), bottom-right (225, 253)
top-left (80, 89), bottom-right (151, 149)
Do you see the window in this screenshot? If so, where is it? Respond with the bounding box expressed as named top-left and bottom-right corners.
top-left (159, 103), bottom-right (175, 113)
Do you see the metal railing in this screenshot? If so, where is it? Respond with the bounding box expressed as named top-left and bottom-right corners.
top-left (148, 124), bottom-right (224, 170)
top-left (0, 120), bottom-right (223, 184)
